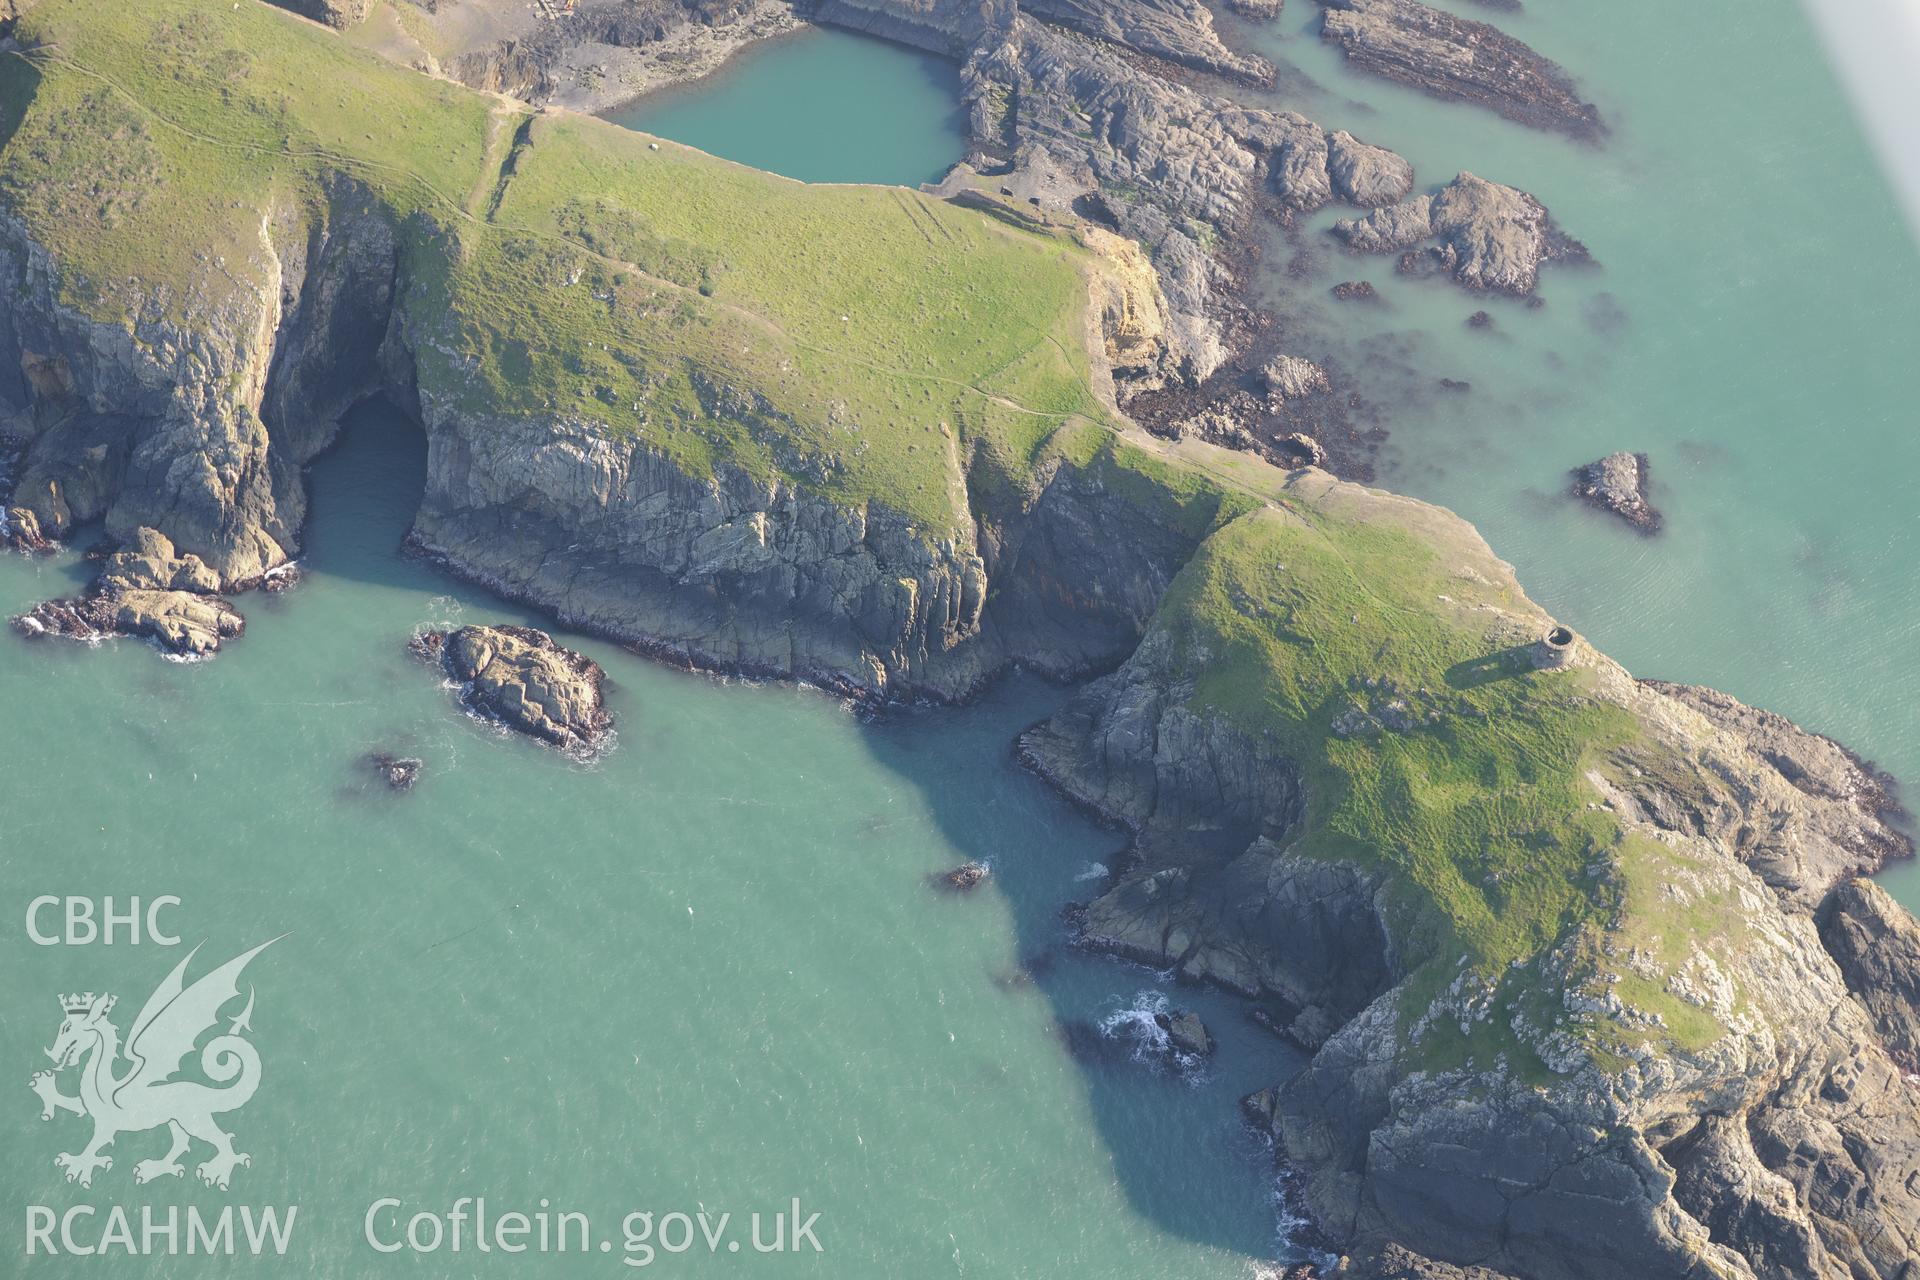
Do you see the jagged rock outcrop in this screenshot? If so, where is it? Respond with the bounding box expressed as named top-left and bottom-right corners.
top-left (97, 525), bottom-right (223, 594)
top-left (438, 0), bottom-right (789, 107)
top-left (1019, 0), bottom-right (1271, 81)
top-left (1570, 450), bottom-right (1661, 533)
top-left (11, 525), bottom-right (247, 656)
top-left (0, 180), bottom-right (406, 584)
top-left (1819, 877), bottom-right (1920, 1070)
top-left (1156, 1008), bottom-right (1214, 1056)
top-left (1262, 354), bottom-right (1333, 402)
top-left (964, 16), bottom-right (1412, 381)
top-left (1637, 680), bottom-right (1912, 910)
top-left (1317, 0), bottom-right (1605, 141)
top-left (1332, 172), bottom-right (1585, 295)
top-left (414, 624), bottom-right (613, 751)
top-left (1325, 130), bottom-right (1414, 208)
top-left (408, 414), bottom-right (999, 698)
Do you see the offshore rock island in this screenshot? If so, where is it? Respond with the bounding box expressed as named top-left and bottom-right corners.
top-left (1, 2), bottom-right (1917, 1279)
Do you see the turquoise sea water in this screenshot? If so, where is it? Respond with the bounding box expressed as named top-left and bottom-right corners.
top-left (0, 404), bottom-right (1293, 1274)
top-left (4, 3), bottom-right (1918, 1275)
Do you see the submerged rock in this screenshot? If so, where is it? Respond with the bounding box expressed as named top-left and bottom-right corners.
top-left (416, 625), bottom-right (612, 752)
top-left (1331, 279), bottom-right (1380, 302)
top-left (367, 752), bottom-right (425, 792)
top-left (1318, 0), bottom-right (1604, 141)
top-left (939, 860), bottom-right (991, 892)
top-left (1569, 450), bottom-right (1661, 532)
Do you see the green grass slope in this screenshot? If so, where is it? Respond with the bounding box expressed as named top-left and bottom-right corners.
top-left (0, 0), bottom-right (1111, 533)
top-left (1125, 468), bottom-right (1763, 1078)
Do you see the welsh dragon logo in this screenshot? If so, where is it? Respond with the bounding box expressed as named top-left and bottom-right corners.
top-left (29, 939), bottom-right (279, 1191)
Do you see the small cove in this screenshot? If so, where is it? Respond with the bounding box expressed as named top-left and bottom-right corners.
top-left (602, 26), bottom-right (966, 188)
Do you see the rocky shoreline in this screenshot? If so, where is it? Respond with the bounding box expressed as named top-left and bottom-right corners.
top-left (372, 0), bottom-right (1589, 483)
top-left (7, 4), bottom-right (1920, 1278)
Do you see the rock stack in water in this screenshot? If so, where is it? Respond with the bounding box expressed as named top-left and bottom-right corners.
top-left (413, 625), bottom-right (613, 753)
top-left (1570, 451), bottom-right (1662, 532)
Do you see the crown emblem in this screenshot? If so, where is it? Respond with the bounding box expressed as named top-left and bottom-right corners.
top-left (60, 992), bottom-right (113, 1016)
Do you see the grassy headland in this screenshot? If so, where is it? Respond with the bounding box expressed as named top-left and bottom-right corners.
top-left (0, 0), bottom-right (1761, 1078)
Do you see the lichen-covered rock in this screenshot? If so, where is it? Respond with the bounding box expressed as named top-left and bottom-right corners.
top-left (1570, 451), bottom-right (1661, 532)
top-left (10, 526), bottom-right (245, 656)
top-left (1084, 226), bottom-right (1174, 389)
top-left (108, 589), bottom-right (244, 655)
top-left (1638, 680), bottom-right (1912, 909)
top-left (1318, 0), bottom-right (1605, 140)
top-left (419, 624), bottom-right (613, 752)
